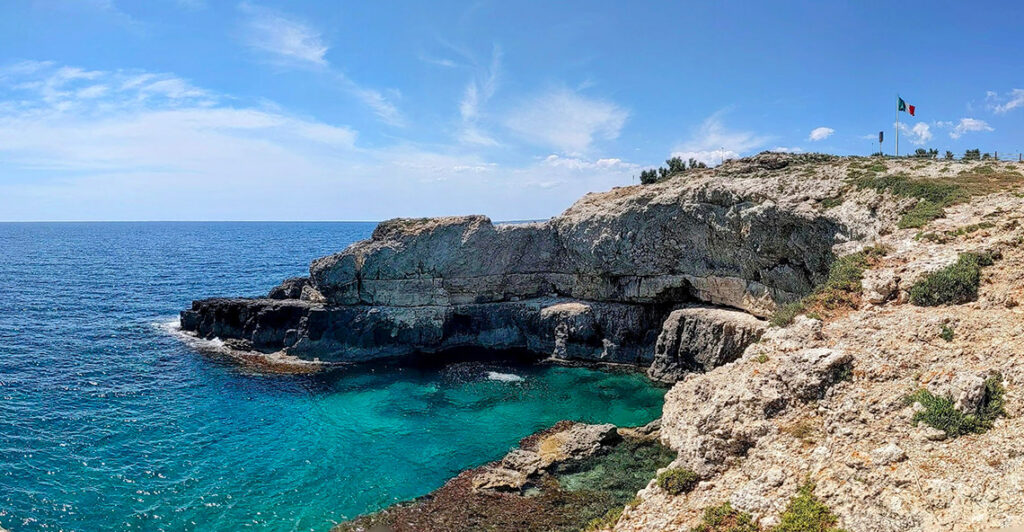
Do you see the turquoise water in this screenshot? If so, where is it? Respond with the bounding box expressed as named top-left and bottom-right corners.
top-left (0, 222), bottom-right (665, 531)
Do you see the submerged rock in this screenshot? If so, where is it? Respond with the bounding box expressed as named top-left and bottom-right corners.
top-left (335, 421), bottom-right (674, 532)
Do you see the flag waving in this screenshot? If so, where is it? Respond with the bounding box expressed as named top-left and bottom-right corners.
top-left (898, 96), bottom-right (916, 116)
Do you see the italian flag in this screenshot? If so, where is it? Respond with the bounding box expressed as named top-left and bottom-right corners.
top-left (898, 97), bottom-right (916, 116)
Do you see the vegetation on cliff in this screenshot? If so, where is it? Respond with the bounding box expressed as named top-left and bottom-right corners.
top-left (905, 374), bottom-right (1006, 438)
top-left (770, 246), bottom-right (887, 327)
top-left (908, 251), bottom-right (996, 306)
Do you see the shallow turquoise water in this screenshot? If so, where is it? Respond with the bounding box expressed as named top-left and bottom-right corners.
top-left (0, 222), bottom-right (665, 531)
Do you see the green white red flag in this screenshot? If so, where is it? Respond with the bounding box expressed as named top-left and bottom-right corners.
top-left (898, 97), bottom-right (915, 116)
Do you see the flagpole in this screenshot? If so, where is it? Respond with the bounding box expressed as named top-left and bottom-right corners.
top-left (895, 94), bottom-right (900, 157)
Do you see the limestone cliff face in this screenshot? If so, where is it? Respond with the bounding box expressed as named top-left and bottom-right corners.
top-left (180, 153), bottom-right (889, 375)
top-left (309, 158), bottom-right (856, 316)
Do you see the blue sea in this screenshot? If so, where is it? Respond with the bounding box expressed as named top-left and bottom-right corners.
top-left (0, 222), bottom-right (665, 532)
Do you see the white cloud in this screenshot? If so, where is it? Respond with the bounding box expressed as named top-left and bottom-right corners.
top-left (670, 110), bottom-right (771, 166)
top-left (237, 3), bottom-right (402, 126)
top-left (540, 154), bottom-right (636, 171)
top-left (769, 146), bottom-right (803, 153)
top-left (986, 89), bottom-right (1024, 114)
top-left (896, 122), bottom-right (933, 145)
top-left (949, 118), bottom-right (993, 139)
top-left (458, 45), bottom-right (501, 146)
top-left (808, 127), bottom-right (834, 141)
top-left (0, 61), bottom-right (637, 222)
top-left (504, 88), bottom-right (628, 154)
top-left (0, 62), bottom-right (356, 175)
top-left (239, 3), bottom-right (327, 67)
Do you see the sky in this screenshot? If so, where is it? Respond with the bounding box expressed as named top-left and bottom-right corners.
top-left (0, 1), bottom-right (1022, 221)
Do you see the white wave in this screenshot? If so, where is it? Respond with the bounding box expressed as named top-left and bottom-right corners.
top-left (486, 371), bottom-right (524, 383)
top-left (151, 317), bottom-right (229, 353)
top-left (151, 316), bottom-right (335, 373)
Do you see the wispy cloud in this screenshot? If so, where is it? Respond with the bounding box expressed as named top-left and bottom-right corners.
top-left (671, 110), bottom-right (771, 165)
top-left (457, 45), bottom-right (501, 146)
top-left (239, 2), bottom-right (327, 67)
top-left (236, 3), bottom-right (403, 126)
top-left (0, 61), bottom-right (637, 221)
top-left (419, 53), bottom-right (460, 69)
top-left (808, 126), bottom-right (834, 141)
top-left (986, 89), bottom-right (1024, 114)
top-left (504, 87), bottom-right (628, 154)
top-left (949, 118), bottom-right (993, 139)
top-left (0, 61), bottom-right (356, 175)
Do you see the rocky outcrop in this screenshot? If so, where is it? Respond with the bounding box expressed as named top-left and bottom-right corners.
top-left (181, 296), bottom-right (668, 364)
top-left (181, 153), bottom-right (881, 373)
top-left (647, 306), bottom-right (767, 383)
top-left (267, 276), bottom-right (309, 299)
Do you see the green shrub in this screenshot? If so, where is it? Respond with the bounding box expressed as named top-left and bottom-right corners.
top-left (939, 324), bottom-right (954, 342)
top-left (867, 162), bottom-right (887, 173)
top-left (898, 200), bottom-right (946, 229)
top-left (853, 173), bottom-right (964, 204)
top-left (964, 149), bottom-right (981, 161)
top-left (819, 196), bottom-right (843, 209)
top-left (770, 301), bottom-right (806, 327)
top-left (905, 374), bottom-right (1006, 437)
top-left (769, 246), bottom-right (887, 327)
top-left (691, 502), bottom-right (760, 532)
top-left (582, 505), bottom-right (623, 531)
top-left (774, 482), bottom-right (847, 532)
top-left (656, 467), bottom-right (699, 495)
top-left (909, 252), bottom-right (994, 306)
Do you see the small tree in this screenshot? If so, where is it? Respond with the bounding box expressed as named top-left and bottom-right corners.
top-left (982, 152), bottom-right (992, 160)
top-left (964, 149), bottom-right (981, 161)
top-left (639, 169), bottom-right (659, 184)
top-left (914, 148), bottom-right (928, 158)
top-left (928, 148), bottom-right (939, 158)
top-left (945, 150), bottom-right (954, 160)
top-left (666, 156), bottom-right (686, 173)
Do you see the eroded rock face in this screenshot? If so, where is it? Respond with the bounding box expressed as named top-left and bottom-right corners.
top-left (309, 180), bottom-right (848, 317)
top-left (660, 339), bottom-right (852, 477)
top-left (181, 153), bottom-right (879, 369)
top-left (180, 296), bottom-right (668, 364)
top-left (647, 306), bottom-right (767, 383)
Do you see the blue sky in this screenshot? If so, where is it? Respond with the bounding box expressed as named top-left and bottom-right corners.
top-left (1, 1), bottom-right (1021, 221)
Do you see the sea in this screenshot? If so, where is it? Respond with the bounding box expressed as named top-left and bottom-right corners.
top-left (0, 222), bottom-right (665, 531)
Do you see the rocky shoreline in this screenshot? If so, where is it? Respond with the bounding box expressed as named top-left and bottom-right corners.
top-left (180, 153), bottom-right (1024, 530)
top-left (181, 153), bottom-right (877, 381)
top-left (332, 420), bottom-right (672, 532)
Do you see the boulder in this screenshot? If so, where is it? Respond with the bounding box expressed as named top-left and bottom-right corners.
top-left (536, 423), bottom-right (620, 466)
top-left (267, 277), bottom-right (309, 299)
top-left (647, 306), bottom-right (767, 383)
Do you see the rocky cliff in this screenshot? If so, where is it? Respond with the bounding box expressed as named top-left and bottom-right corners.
top-left (181, 153), bottom-right (1024, 530)
top-left (181, 153), bottom-right (891, 378)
